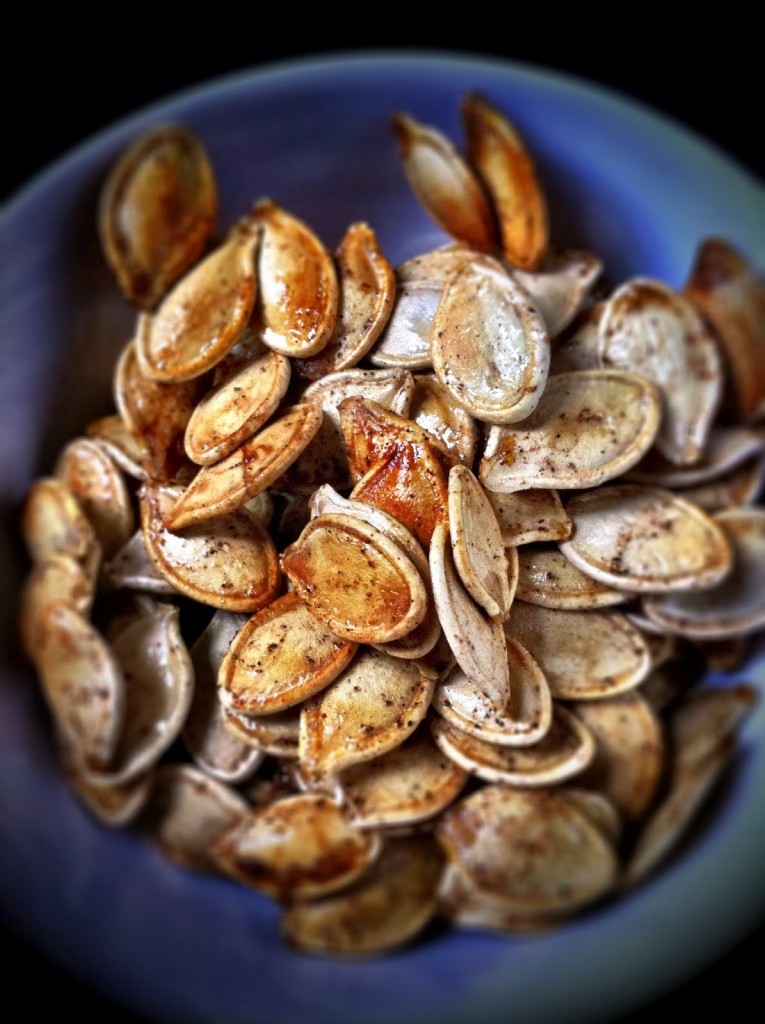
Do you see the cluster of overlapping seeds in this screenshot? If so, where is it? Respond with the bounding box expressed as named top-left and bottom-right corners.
top-left (20, 96), bottom-right (765, 954)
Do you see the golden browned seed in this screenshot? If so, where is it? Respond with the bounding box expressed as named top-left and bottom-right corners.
top-left (251, 198), bottom-right (339, 358)
top-left (211, 793), bottom-right (381, 901)
top-left (280, 514), bottom-right (427, 644)
top-left (461, 92), bottom-right (549, 270)
top-left (309, 485), bottom-right (428, 572)
top-left (282, 369), bottom-right (414, 496)
top-left (140, 484), bottom-right (280, 613)
top-left (598, 277), bottom-right (723, 466)
top-left (297, 222), bottom-right (396, 380)
top-left (281, 836), bottom-right (445, 955)
top-left (339, 727), bottom-right (468, 830)
top-left (430, 257), bottom-right (550, 425)
top-left (684, 237), bottom-right (765, 424)
top-left (350, 439), bottom-right (449, 551)
top-left (299, 648), bottom-right (435, 779)
top-left (184, 334), bottom-right (291, 465)
top-left (166, 402), bottom-right (322, 531)
top-left (338, 395), bottom-right (454, 484)
top-left (391, 112), bottom-right (496, 252)
top-left (308, 486), bottom-right (441, 662)
top-left (218, 591), bottom-right (357, 715)
top-left (114, 339), bottom-right (205, 484)
top-left (136, 221), bottom-right (259, 382)
top-left (98, 123), bottom-right (217, 309)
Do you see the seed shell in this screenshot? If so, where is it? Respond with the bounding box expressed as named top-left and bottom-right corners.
top-left (430, 704), bottom-right (595, 787)
top-left (54, 438), bottom-right (134, 558)
top-left (599, 277), bottom-right (723, 465)
top-left (281, 513), bottom-right (427, 644)
top-left (432, 635), bottom-right (552, 748)
top-left (184, 336), bottom-right (291, 465)
top-left (98, 123), bottom-right (217, 309)
top-left (34, 604), bottom-right (125, 773)
top-left (252, 199), bottom-right (339, 358)
top-left (515, 545), bottom-right (629, 609)
top-left (429, 520), bottom-right (511, 709)
top-left (391, 111), bottom-right (496, 252)
top-left (218, 591), bottom-right (357, 716)
top-left (684, 237), bottom-right (765, 424)
top-left (642, 508), bottom-right (765, 637)
top-left (461, 92), bottom-right (549, 270)
top-left (339, 727), bottom-right (468, 830)
top-left (183, 611), bottom-right (264, 784)
top-left (436, 785), bottom-right (618, 915)
top-left (480, 370), bottom-right (661, 492)
top-left (430, 257), bottom-right (550, 425)
top-left (297, 222), bottom-right (396, 379)
top-left (166, 402), bottom-right (322, 530)
top-left (211, 793), bottom-right (381, 901)
top-left (571, 692), bottom-right (665, 820)
top-left (85, 602), bottom-right (194, 787)
top-left (299, 648), bottom-right (435, 779)
top-left (281, 836), bottom-right (444, 955)
top-left (505, 602), bottom-right (652, 700)
top-left (141, 764), bottom-right (249, 872)
top-left (560, 484), bottom-right (733, 593)
top-left (140, 484), bottom-right (280, 612)
top-left (448, 464), bottom-right (512, 619)
top-left (136, 223), bottom-right (259, 382)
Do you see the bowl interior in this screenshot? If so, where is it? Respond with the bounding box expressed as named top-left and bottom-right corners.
top-left (1, 52), bottom-right (764, 1024)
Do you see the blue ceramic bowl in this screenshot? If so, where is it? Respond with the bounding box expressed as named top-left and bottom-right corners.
top-left (1, 52), bottom-right (764, 1024)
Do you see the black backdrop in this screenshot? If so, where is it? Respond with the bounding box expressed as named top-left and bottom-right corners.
top-left (2, 26), bottom-right (763, 1024)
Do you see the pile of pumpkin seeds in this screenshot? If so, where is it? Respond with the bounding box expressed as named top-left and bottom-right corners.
top-left (20, 94), bottom-right (765, 955)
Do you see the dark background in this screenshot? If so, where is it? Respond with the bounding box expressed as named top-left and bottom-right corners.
top-left (2, 26), bottom-right (763, 1023)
